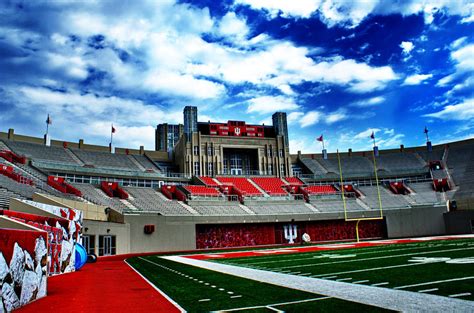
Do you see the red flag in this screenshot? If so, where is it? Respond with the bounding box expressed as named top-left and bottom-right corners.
top-left (46, 114), bottom-right (52, 125)
top-left (370, 131), bottom-right (375, 139)
top-left (111, 125), bottom-right (116, 133)
top-left (317, 135), bottom-right (323, 142)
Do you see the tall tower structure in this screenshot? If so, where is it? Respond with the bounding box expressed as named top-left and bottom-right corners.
top-left (272, 112), bottom-right (289, 146)
top-left (183, 106), bottom-right (198, 141)
top-left (155, 123), bottom-right (183, 152)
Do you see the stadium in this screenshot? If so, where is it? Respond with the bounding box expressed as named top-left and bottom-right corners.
top-left (0, 106), bottom-right (473, 312)
top-left (1, 0), bottom-right (474, 312)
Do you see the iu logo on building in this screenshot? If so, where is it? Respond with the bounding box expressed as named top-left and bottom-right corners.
top-left (283, 224), bottom-right (297, 244)
top-left (234, 127), bottom-right (241, 136)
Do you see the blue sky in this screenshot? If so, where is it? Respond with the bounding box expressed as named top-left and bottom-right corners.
top-left (0, 0), bottom-right (472, 153)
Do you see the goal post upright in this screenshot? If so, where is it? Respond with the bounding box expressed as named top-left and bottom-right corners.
top-left (337, 148), bottom-right (384, 242)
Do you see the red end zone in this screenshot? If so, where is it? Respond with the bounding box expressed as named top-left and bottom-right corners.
top-left (184, 235), bottom-right (474, 260)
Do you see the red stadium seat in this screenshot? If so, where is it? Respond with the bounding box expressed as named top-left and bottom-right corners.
top-left (198, 176), bottom-right (220, 187)
top-left (184, 185), bottom-right (220, 196)
top-left (303, 185), bottom-right (337, 194)
top-left (216, 177), bottom-right (263, 196)
top-left (250, 177), bottom-right (288, 196)
top-left (284, 177), bottom-right (304, 185)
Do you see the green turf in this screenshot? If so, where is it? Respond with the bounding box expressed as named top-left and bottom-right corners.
top-left (212, 238), bottom-right (474, 301)
top-left (127, 256), bottom-right (392, 312)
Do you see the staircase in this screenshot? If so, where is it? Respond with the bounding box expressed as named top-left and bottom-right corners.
top-left (304, 202), bottom-right (320, 212)
top-left (414, 152), bottom-right (428, 166)
top-left (128, 155), bottom-right (146, 171)
top-left (120, 198), bottom-right (139, 211)
top-left (0, 141), bottom-right (11, 151)
top-left (65, 149), bottom-right (85, 166)
top-left (238, 204), bottom-right (256, 215)
top-left (177, 201), bottom-right (199, 215)
top-left (0, 188), bottom-right (18, 209)
top-left (247, 178), bottom-right (266, 195)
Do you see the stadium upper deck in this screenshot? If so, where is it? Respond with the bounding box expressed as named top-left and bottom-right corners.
top-left (0, 129), bottom-right (472, 214)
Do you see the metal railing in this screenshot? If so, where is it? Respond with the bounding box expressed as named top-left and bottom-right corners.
top-left (33, 160), bottom-right (192, 179)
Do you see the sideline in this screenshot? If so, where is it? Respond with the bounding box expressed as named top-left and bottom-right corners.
top-left (163, 255), bottom-right (474, 312)
top-left (124, 259), bottom-right (186, 313)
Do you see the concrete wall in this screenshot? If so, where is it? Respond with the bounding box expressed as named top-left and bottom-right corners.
top-left (82, 220), bottom-right (131, 255)
top-left (32, 193), bottom-right (109, 221)
top-left (444, 210), bottom-right (474, 234)
top-left (384, 205), bottom-right (447, 238)
top-left (95, 205), bottom-right (448, 254)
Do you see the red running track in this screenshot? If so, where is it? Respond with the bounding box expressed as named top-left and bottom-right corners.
top-left (17, 258), bottom-right (181, 313)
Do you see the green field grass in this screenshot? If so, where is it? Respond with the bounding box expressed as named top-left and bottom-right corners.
top-left (213, 238), bottom-right (474, 301)
top-left (127, 256), bottom-right (392, 312)
top-left (128, 238), bottom-right (474, 312)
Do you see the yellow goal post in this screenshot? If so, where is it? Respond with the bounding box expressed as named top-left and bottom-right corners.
top-left (337, 148), bottom-right (384, 242)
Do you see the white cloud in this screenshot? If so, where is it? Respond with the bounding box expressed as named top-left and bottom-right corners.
top-left (287, 111), bottom-right (304, 124)
top-left (247, 96), bottom-right (300, 114)
top-left (7, 86), bottom-right (185, 148)
top-left (400, 41), bottom-right (414, 55)
top-left (236, 0), bottom-right (474, 28)
top-left (217, 12), bottom-right (249, 38)
top-left (461, 15), bottom-right (474, 23)
top-left (451, 36), bottom-right (468, 50)
top-left (351, 96), bottom-right (385, 107)
top-left (235, 0), bottom-right (322, 19)
top-left (424, 99), bottom-right (474, 121)
top-left (354, 128), bottom-right (380, 140)
top-left (437, 44), bottom-right (474, 88)
top-left (289, 137), bottom-right (319, 153)
top-left (300, 111), bottom-right (321, 127)
top-left (326, 109), bottom-right (348, 124)
top-left (143, 71), bottom-right (225, 99)
top-left (403, 73), bottom-right (433, 85)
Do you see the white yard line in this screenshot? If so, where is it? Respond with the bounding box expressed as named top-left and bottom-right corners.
top-left (352, 280), bottom-right (370, 284)
top-left (371, 282), bottom-right (389, 286)
top-left (418, 288), bottom-right (439, 293)
top-left (336, 278), bottom-right (353, 282)
top-left (164, 255), bottom-right (474, 312)
top-left (311, 261), bottom-right (426, 277)
top-left (238, 243), bottom-right (455, 266)
top-left (265, 306), bottom-right (284, 312)
top-left (278, 247), bottom-right (474, 269)
top-left (213, 297), bottom-right (329, 312)
top-left (394, 276), bottom-right (474, 289)
top-left (449, 293), bottom-right (471, 298)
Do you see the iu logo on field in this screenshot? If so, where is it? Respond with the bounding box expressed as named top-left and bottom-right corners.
top-left (234, 127), bottom-right (241, 136)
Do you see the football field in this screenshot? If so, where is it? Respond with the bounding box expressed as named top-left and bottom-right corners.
top-left (128, 236), bottom-right (474, 312)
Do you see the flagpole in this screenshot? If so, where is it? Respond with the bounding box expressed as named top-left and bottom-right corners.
top-left (46, 114), bottom-right (50, 135)
top-left (110, 124), bottom-right (113, 146)
top-left (425, 127), bottom-right (429, 142)
top-left (322, 139), bottom-right (325, 150)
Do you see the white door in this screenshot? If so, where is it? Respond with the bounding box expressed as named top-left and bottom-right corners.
top-left (103, 236), bottom-right (112, 256)
top-left (231, 168), bottom-right (242, 176)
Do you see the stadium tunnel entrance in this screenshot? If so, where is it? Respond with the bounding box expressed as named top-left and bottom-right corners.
top-left (222, 148), bottom-right (259, 176)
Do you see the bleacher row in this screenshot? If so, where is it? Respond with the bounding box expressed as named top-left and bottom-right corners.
top-left (0, 160), bottom-right (441, 215)
top-left (300, 152), bottom-right (427, 176)
top-left (2, 140), bottom-right (160, 173)
top-left (1, 138), bottom-right (465, 216)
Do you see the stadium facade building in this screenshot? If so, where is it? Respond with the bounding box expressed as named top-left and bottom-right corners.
top-left (174, 106), bottom-right (291, 177)
top-left (0, 107), bottom-right (473, 258)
